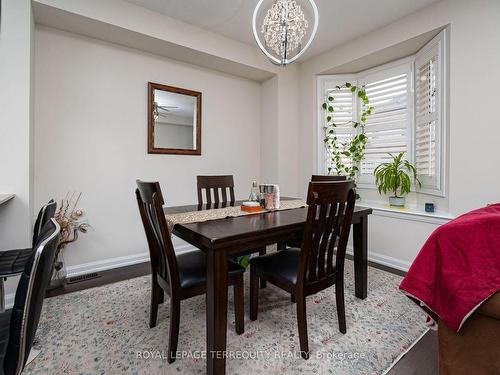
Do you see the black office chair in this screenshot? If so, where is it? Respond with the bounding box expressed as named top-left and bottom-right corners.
top-left (0, 219), bottom-right (61, 375)
top-left (0, 200), bottom-right (56, 311)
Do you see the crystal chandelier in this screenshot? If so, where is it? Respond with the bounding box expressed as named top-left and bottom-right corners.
top-left (253, 0), bottom-right (318, 66)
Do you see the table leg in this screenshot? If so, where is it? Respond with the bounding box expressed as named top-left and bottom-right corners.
top-left (353, 216), bottom-right (368, 299)
top-left (206, 250), bottom-right (228, 375)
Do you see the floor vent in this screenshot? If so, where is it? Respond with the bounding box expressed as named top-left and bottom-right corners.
top-left (67, 272), bottom-right (100, 284)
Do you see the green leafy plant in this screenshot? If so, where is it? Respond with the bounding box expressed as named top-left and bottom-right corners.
top-left (322, 82), bottom-right (374, 180)
top-left (373, 152), bottom-right (421, 197)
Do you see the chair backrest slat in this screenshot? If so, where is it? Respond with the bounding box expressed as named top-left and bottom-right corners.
top-left (297, 181), bottom-right (356, 287)
top-left (136, 180), bottom-right (180, 289)
top-left (317, 203), bottom-right (338, 278)
top-left (197, 175), bottom-right (235, 208)
top-left (213, 187), bottom-right (220, 205)
top-left (221, 186), bottom-right (228, 203)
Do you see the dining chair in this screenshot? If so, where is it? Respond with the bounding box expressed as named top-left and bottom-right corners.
top-left (278, 175), bottom-right (347, 253)
top-left (196, 175), bottom-right (267, 286)
top-left (0, 218), bottom-right (61, 375)
top-left (196, 175), bottom-right (236, 207)
top-left (135, 180), bottom-right (246, 363)
top-left (0, 200), bottom-right (57, 312)
top-left (249, 180), bottom-right (356, 359)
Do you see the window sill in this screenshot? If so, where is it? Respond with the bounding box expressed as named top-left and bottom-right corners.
top-left (358, 199), bottom-right (455, 225)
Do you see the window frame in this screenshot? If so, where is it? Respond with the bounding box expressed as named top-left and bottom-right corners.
top-left (316, 29), bottom-right (448, 197)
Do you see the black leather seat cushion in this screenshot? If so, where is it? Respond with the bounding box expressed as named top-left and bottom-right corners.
top-left (177, 250), bottom-right (245, 289)
top-left (250, 248), bottom-right (301, 285)
top-left (0, 248), bottom-right (32, 277)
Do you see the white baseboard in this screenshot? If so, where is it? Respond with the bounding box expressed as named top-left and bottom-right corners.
top-left (65, 244), bottom-right (195, 277)
top-left (65, 252), bottom-right (149, 278)
top-left (347, 247), bottom-right (411, 273)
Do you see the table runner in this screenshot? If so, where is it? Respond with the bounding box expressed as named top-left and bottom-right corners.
top-left (165, 199), bottom-right (307, 233)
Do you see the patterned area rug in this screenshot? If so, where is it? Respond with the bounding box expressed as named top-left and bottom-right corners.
top-left (25, 259), bottom-right (426, 375)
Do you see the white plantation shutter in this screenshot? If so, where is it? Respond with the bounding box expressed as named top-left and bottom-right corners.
top-left (318, 76), bottom-right (356, 174)
top-left (358, 65), bottom-right (411, 181)
top-left (317, 29), bottom-right (447, 196)
top-left (414, 30), bottom-right (445, 194)
top-left (415, 58), bottom-right (437, 175)
top-left (326, 85), bottom-right (355, 170)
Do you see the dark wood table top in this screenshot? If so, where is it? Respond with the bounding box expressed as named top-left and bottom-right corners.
top-left (164, 199), bottom-right (372, 252)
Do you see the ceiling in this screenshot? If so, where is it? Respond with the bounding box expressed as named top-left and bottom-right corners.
top-left (124, 0), bottom-right (440, 61)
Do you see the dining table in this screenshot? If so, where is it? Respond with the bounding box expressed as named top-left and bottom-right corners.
top-left (164, 199), bottom-right (372, 375)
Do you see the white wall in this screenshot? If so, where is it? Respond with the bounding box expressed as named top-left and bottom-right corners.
top-left (298, 0), bottom-right (500, 265)
top-left (34, 27), bottom-right (262, 267)
top-left (260, 66), bottom-right (301, 197)
top-left (0, 0), bottom-right (34, 249)
top-left (260, 77), bottom-right (279, 184)
top-left (0, 0), bottom-right (34, 298)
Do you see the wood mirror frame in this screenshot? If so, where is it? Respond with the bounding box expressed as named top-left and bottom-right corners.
top-left (148, 82), bottom-right (202, 155)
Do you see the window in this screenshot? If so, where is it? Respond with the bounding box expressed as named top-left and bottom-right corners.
top-left (317, 30), bottom-right (447, 196)
top-left (414, 33), bottom-right (446, 194)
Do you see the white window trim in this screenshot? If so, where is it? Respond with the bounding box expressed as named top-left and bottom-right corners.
top-left (316, 29), bottom-right (448, 197)
top-left (414, 30), bottom-right (448, 197)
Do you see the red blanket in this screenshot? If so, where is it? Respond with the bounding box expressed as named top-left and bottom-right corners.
top-left (400, 204), bottom-right (500, 332)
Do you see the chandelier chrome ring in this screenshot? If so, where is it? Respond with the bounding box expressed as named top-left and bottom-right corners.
top-left (252, 0), bottom-right (319, 66)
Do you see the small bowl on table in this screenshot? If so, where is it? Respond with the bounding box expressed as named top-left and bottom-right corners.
top-left (240, 201), bottom-right (263, 213)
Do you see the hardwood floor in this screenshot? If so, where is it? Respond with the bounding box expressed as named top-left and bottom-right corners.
top-left (387, 330), bottom-right (438, 375)
top-left (45, 260), bottom-right (438, 374)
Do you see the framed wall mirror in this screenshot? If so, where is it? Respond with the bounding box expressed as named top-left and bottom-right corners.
top-left (148, 82), bottom-right (202, 155)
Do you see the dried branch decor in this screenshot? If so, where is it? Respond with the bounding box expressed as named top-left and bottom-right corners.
top-left (55, 192), bottom-right (93, 249)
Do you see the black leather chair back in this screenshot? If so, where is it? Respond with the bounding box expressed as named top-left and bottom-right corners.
top-left (135, 180), bottom-right (180, 290)
top-left (4, 219), bottom-right (61, 375)
top-left (32, 200), bottom-right (57, 247)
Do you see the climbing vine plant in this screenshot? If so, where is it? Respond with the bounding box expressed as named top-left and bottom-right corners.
top-left (322, 82), bottom-right (374, 180)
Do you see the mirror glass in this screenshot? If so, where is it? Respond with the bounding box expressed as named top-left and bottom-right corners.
top-left (148, 83), bottom-right (201, 155)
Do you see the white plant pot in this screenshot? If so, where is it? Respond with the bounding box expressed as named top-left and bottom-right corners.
top-left (389, 196), bottom-right (406, 207)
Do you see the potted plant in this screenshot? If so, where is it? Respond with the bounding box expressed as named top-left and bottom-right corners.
top-left (373, 152), bottom-right (421, 207)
